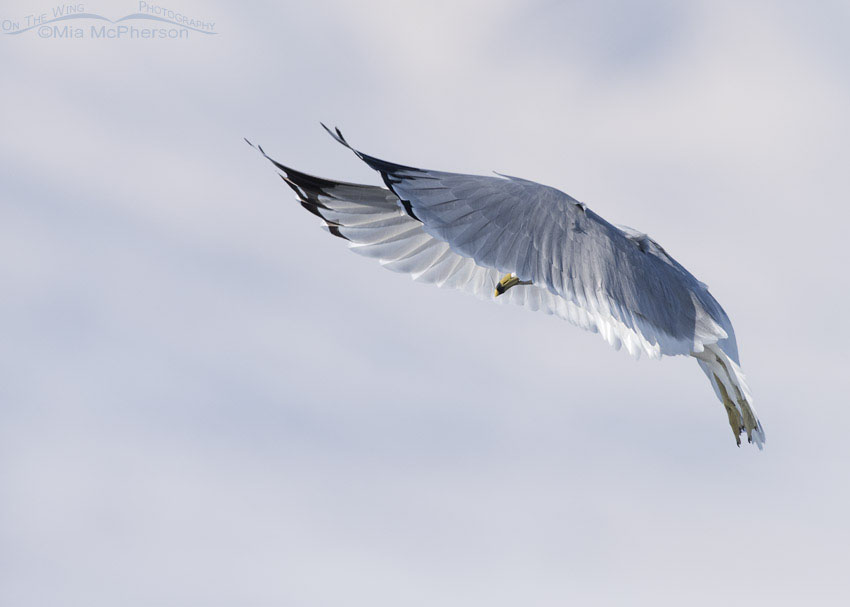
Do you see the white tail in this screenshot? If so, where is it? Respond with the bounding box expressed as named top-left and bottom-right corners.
top-left (694, 344), bottom-right (765, 449)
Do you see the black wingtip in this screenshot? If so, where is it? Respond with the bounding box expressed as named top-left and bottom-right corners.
top-left (321, 122), bottom-right (353, 150)
top-left (245, 137), bottom-right (270, 161)
top-left (320, 122), bottom-right (337, 141)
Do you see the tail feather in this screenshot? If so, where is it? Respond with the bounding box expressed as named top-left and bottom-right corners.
top-left (695, 344), bottom-right (765, 449)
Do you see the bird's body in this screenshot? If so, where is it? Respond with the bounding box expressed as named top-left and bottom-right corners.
top-left (252, 127), bottom-right (764, 448)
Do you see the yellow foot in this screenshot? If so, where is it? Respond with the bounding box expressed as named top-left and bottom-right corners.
top-left (495, 273), bottom-right (528, 297)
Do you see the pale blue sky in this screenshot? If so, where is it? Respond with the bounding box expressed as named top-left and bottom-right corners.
top-left (1, 1), bottom-right (849, 605)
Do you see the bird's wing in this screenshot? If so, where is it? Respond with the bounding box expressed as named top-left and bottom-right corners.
top-left (319, 127), bottom-right (737, 361)
top-left (252, 129), bottom-right (737, 361)
top-left (250, 143), bottom-right (578, 317)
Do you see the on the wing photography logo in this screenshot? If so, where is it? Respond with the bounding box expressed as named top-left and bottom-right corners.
top-left (1, 2), bottom-right (216, 40)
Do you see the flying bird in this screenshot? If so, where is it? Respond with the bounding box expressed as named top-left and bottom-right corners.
top-left (250, 126), bottom-right (765, 449)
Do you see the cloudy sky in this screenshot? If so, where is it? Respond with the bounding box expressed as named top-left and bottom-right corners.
top-left (2, 1), bottom-right (849, 605)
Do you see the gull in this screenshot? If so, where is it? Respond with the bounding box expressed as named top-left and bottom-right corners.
top-left (249, 126), bottom-right (765, 448)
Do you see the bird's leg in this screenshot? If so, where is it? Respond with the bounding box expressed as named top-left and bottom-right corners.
top-left (713, 373), bottom-right (743, 446)
top-left (494, 273), bottom-right (531, 297)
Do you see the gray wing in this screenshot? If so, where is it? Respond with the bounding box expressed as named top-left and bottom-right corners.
top-left (249, 142), bottom-right (570, 305)
top-left (323, 126), bottom-right (738, 362)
